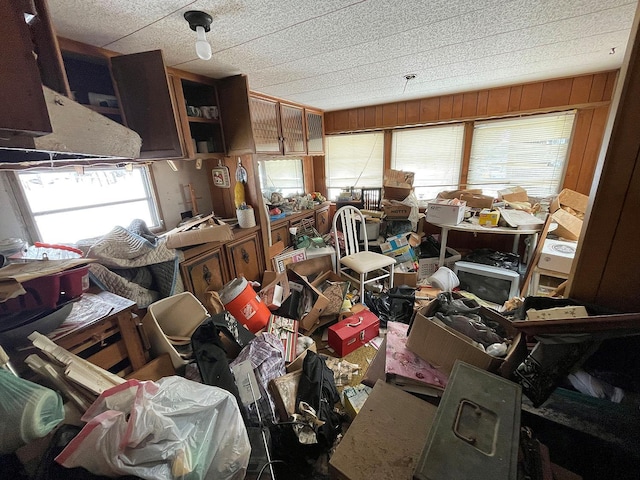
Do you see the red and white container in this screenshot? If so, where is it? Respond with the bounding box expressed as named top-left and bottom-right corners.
top-left (328, 309), bottom-right (380, 357)
top-left (219, 277), bottom-right (271, 333)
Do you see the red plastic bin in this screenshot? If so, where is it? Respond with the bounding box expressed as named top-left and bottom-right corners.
top-left (0, 265), bottom-right (90, 314)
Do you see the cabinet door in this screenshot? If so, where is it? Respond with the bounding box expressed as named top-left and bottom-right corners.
top-left (180, 248), bottom-right (228, 308)
top-left (280, 104), bottom-right (306, 154)
top-left (306, 110), bottom-right (324, 154)
top-left (250, 96), bottom-right (282, 154)
top-left (316, 207), bottom-right (330, 235)
top-left (226, 234), bottom-right (264, 282)
top-left (111, 50), bottom-right (183, 159)
top-left (218, 75), bottom-right (255, 155)
top-left (271, 224), bottom-right (291, 248)
top-left (0, 2), bottom-right (51, 138)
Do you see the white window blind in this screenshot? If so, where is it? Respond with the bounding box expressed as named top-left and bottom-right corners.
top-left (258, 157), bottom-right (304, 197)
top-left (325, 132), bottom-right (384, 201)
top-left (391, 124), bottom-right (465, 201)
top-left (17, 165), bottom-right (160, 243)
top-left (467, 112), bottom-right (576, 198)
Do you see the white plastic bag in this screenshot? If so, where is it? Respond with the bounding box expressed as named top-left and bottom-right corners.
top-left (56, 376), bottom-right (250, 480)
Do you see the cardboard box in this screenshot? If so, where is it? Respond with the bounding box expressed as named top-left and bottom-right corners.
top-left (550, 188), bottom-right (588, 215)
top-left (383, 185), bottom-right (412, 201)
top-left (552, 209), bottom-right (583, 241)
top-left (328, 309), bottom-right (380, 357)
top-left (478, 208), bottom-right (500, 226)
top-left (286, 341), bottom-right (316, 373)
top-left (395, 271), bottom-right (418, 287)
top-left (383, 168), bottom-right (414, 188)
top-left (437, 188), bottom-right (482, 200)
top-left (426, 200), bottom-right (466, 225)
top-left (460, 192), bottom-right (494, 209)
top-left (406, 298), bottom-right (526, 378)
top-left (538, 239), bottom-right (577, 274)
top-left (498, 186), bottom-right (529, 203)
top-left (164, 214), bottom-right (233, 248)
top-left (383, 203), bottom-right (411, 218)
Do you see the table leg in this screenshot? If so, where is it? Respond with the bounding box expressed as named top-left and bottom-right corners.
top-left (512, 234), bottom-right (521, 254)
top-left (439, 228), bottom-right (449, 266)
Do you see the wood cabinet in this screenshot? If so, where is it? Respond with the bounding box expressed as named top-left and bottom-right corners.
top-left (225, 233), bottom-right (264, 282)
top-left (58, 40), bottom-right (184, 159)
top-left (170, 72), bottom-right (225, 157)
top-left (180, 246), bottom-right (229, 307)
top-left (248, 96), bottom-right (307, 155)
top-left (315, 204), bottom-right (331, 235)
top-left (280, 103), bottom-right (306, 154)
top-left (306, 109), bottom-right (325, 154)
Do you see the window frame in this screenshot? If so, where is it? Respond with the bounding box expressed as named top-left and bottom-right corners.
top-left (11, 163), bottom-right (162, 243)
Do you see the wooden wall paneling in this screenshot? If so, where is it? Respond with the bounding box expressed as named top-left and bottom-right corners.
top-left (420, 97), bottom-right (440, 123)
top-left (383, 104), bottom-right (398, 126)
top-left (569, 9), bottom-right (640, 309)
top-left (312, 155), bottom-right (327, 196)
top-left (603, 71), bottom-right (618, 100)
top-left (461, 92), bottom-right (478, 118)
top-left (540, 77), bottom-right (573, 108)
top-left (486, 87), bottom-right (510, 115)
top-left (476, 91), bottom-right (489, 116)
top-left (397, 102), bottom-right (406, 125)
top-left (406, 100), bottom-right (420, 123)
top-left (508, 85), bottom-right (523, 112)
top-left (588, 72), bottom-right (609, 102)
top-left (562, 108), bottom-right (594, 192)
top-left (452, 94), bottom-right (464, 118)
top-left (459, 122), bottom-right (474, 187)
top-left (439, 95), bottom-right (454, 119)
top-left (365, 106), bottom-right (377, 128)
top-left (332, 111), bottom-right (349, 131)
top-left (375, 106), bottom-right (384, 126)
top-left (569, 75), bottom-right (593, 105)
top-left (519, 82), bottom-right (544, 110)
top-left (357, 108), bottom-right (365, 129)
top-left (348, 109), bottom-right (358, 130)
top-left (302, 156), bottom-right (315, 193)
top-left (383, 130), bottom-right (393, 170)
top-left (576, 105), bottom-right (610, 194)
top-left (32, 0), bottom-right (71, 96)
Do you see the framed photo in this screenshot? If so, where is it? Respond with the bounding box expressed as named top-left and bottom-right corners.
top-left (212, 165), bottom-right (231, 188)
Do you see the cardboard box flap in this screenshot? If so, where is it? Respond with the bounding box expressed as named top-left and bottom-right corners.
top-left (550, 188), bottom-right (589, 215)
top-left (383, 169), bottom-right (415, 188)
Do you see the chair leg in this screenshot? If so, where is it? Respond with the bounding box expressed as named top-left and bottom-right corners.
top-left (389, 264), bottom-right (395, 289)
top-left (360, 271), bottom-right (366, 301)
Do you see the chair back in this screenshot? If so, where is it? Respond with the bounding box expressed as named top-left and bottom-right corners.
top-left (361, 187), bottom-right (382, 210)
top-left (332, 205), bottom-right (368, 258)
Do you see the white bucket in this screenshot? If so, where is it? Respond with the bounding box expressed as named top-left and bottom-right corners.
top-left (428, 266), bottom-right (460, 291)
top-left (237, 207), bottom-right (256, 228)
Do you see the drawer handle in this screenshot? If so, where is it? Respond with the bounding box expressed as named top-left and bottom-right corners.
top-left (276, 233), bottom-right (282, 242)
top-left (241, 248), bottom-right (250, 264)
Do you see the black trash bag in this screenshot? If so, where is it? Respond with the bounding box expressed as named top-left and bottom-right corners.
top-left (191, 317), bottom-right (246, 422)
top-left (463, 248), bottom-right (520, 272)
top-left (365, 286), bottom-right (415, 327)
top-left (295, 350), bottom-right (342, 448)
top-left (436, 292), bottom-right (481, 316)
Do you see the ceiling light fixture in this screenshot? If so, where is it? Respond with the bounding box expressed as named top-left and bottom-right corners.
top-left (184, 10), bottom-right (213, 61)
top-left (402, 73), bottom-right (416, 94)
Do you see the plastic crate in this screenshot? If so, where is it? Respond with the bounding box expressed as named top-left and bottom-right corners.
top-left (418, 248), bottom-right (461, 280)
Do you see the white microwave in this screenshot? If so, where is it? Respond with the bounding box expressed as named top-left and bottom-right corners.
top-left (453, 261), bottom-right (520, 305)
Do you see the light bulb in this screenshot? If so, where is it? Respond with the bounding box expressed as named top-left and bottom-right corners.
top-left (195, 26), bottom-right (212, 60)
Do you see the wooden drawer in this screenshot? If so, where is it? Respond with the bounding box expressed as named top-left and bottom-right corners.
top-left (180, 246), bottom-right (229, 308)
top-left (226, 233), bottom-right (264, 282)
top-left (271, 223), bottom-right (291, 247)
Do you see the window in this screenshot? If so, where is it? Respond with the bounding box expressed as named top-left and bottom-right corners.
top-left (325, 132), bottom-right (384, 201)
top-left (17, 165), bottom-right (160, 243)
top-left (391, 124), bottom-right (465, 201)
top-left (467, 112), bottom-right (576, 198)
top-left (258, 157), bottom-right (305, 198)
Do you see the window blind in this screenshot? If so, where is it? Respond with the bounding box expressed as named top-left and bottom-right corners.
top-left (259, 158), bottom-right (304, 197)
top-left (391, 124), bottom-right (465, 201)
top-left (467, 112), bottom-right (576, 198)
top-left (325, 132), bottom-right (384, 200)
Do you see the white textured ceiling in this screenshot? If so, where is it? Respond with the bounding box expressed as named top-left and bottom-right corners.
top-left (48, 0), bottom-right (638, 111)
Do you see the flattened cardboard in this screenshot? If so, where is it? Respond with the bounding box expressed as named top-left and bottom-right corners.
top-left (406, 299), bottom-right (526, 378)
top-left (550, 188), bottom-right (588, 214)
top-left (498, 186), bottom-right (529, 203)
top-left (329, 381), bottom-right (437, 480)
top-left (460, 192), bottom-right (494, 209)
top-left (551, 209), bottom-right (583, 240)
top-left (164, 214), bottom-right (233, 248)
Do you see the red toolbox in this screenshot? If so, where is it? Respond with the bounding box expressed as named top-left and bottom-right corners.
top-left (328, 309), bottom-right (380, 357)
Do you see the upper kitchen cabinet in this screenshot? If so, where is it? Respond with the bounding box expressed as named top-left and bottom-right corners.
top-left (216, 74), bottom-right (324, 156)
top-left (58, 39), bottom-right (184, 159)
top-left (305, 109), bottom-right (324, 155)
top-left (169, 71), bottom-right (225, 158)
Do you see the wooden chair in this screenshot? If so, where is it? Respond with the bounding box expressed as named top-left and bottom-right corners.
top-left (332, 205), bottom-right (395, 298)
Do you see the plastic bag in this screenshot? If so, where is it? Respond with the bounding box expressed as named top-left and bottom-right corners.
top-left (56, 376), bottom-right (250, 480)
top-left (0, 369), bottom-right (64, 454)
top-left (365, 286), bottom-right (415, 327)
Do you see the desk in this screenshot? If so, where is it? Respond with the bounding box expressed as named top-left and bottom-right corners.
top-left (429, 221), bottom-right (540, 267)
